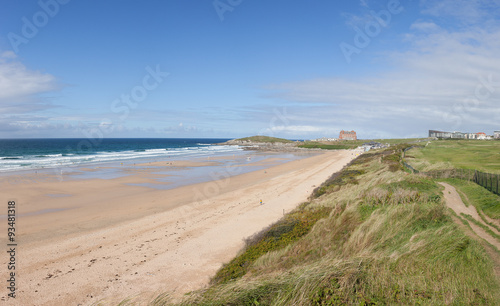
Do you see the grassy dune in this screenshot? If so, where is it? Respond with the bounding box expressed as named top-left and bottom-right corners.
top-left (409, 140), bottom-right (500, 174)
top-left (166, 146), bottom-right (499, 305)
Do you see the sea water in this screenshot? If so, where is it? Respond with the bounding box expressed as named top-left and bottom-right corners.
top-left (0, 138), bottom-right (239, 172)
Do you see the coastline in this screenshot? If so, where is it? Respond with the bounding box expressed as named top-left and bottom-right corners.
top-left (0, 149), bottom-right (357, 305)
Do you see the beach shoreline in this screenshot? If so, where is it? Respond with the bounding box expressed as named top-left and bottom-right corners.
top-left (0, 149), bottom-right (357, 305)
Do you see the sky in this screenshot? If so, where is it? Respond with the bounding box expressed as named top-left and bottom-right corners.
top-left (0, 0), bottom-right (499, 139)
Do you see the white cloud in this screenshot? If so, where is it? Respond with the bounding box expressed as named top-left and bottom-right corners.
top-left (1, 51), bottom-right (17, 60)
top-left (270, 125), bottom-right (327, 133)
top-left (0, 52), bottom-right (65, 136)
top-left (420, 0), bottom-right (500, 24)
top-left (410, 21), bottom-right (441, 32)
top-left (264, 20), bottom-right (500, 138)
top-left (0, 51), bottom-right (60, 111)
top-left (341, 12), bottom-right (374, 28)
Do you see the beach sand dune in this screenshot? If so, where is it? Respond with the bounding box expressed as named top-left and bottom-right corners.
top-left (0, 150), bottom-right (355, 305)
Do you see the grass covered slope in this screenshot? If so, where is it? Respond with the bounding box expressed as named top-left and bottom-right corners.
top-left (175, 146), bottom-right (499, 305)
top-left (409, 140), bottom-right (500, 173)
top-left (409, 140), bottom-right (500, 220)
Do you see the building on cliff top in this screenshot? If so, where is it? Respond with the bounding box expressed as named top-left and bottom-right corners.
top-left (339, 130), bottom-right (357, 140)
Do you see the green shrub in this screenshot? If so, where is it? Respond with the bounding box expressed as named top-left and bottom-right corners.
top-left (311, 168), bottom-right (365, 199)
top-left (210, 206), bottom-right (332, 285)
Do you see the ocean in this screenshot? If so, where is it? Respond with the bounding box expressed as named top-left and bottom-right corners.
top-left (0, 138), bottom-right (241, 172)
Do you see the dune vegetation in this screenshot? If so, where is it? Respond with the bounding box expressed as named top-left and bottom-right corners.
top-left (156, 145), bottom-right (500, 305)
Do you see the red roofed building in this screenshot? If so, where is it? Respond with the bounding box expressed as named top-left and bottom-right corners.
top-left (476, 132), bottom-right (487, 140)
top-left (339, 130), bottom-right (357, 140)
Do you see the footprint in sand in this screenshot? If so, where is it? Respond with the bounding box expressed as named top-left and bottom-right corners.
top-left (88, 258), bottom-right (97, 267)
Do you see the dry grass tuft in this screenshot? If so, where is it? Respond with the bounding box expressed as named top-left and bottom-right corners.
top-left (155, 147), bottom-right (499, 306)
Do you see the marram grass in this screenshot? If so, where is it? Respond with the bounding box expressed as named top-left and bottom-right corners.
top-left (151, 147), bottom-right (499, 305)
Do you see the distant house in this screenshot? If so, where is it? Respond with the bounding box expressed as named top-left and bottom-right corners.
top-left (312, 137), bottom-right (338, 142)
top-left (467, 133), bottom-right (477, 139)
top-left (360, 141), bottom-right (386, 152)
top-left (495, 131), bottom-right (500, 139)
top-left (429, 130), bottom-right (452, 138)
top-left (476, 132), bottom-right (487, 140)
top-left (452, 132), bottom-right (468, 139)
top-left (339, 130), bottom-right (357, 140)
top-left (429, 130), bottom-right (491, 140)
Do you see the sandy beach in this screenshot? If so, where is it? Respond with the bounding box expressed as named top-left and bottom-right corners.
top-left (0, 150), bottom-right (355, 305)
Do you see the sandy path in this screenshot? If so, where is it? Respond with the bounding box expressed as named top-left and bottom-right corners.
top-left (440, 182), bottom-right (500, 281)
top-left (1, 150), bottom-right (356, 305)
top-left (439, 182), bottom-right (500, 250)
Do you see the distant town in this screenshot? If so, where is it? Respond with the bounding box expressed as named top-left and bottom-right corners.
top-left (429, 130), bottom-right (500, 140)
top-left (311, 129), bottom-right (500, 142)
top-left (311, 130), bottom-right (358, 142)
top-left (309, 130), bottom-right (388, 152)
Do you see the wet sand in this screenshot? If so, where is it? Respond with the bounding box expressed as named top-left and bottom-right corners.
top-left (0, 150), bottom-right (356, 305)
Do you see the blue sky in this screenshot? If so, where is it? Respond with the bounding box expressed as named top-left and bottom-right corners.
top-left (1, 0), bottom-right (499, 139)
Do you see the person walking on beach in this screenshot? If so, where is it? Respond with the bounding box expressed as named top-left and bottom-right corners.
top-left (260, 199), bottom-right (263, 205)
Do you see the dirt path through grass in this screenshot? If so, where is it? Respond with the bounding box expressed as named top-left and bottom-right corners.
top-left (439, 182), bottom-right (500, 250)
top-left (439, 182), bottom-right (500, 281)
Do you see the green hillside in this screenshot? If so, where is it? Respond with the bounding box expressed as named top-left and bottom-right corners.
top-left (164, 145), bottom-right (500, 305)
top-left (408, 140), bottom-right (500, 174)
